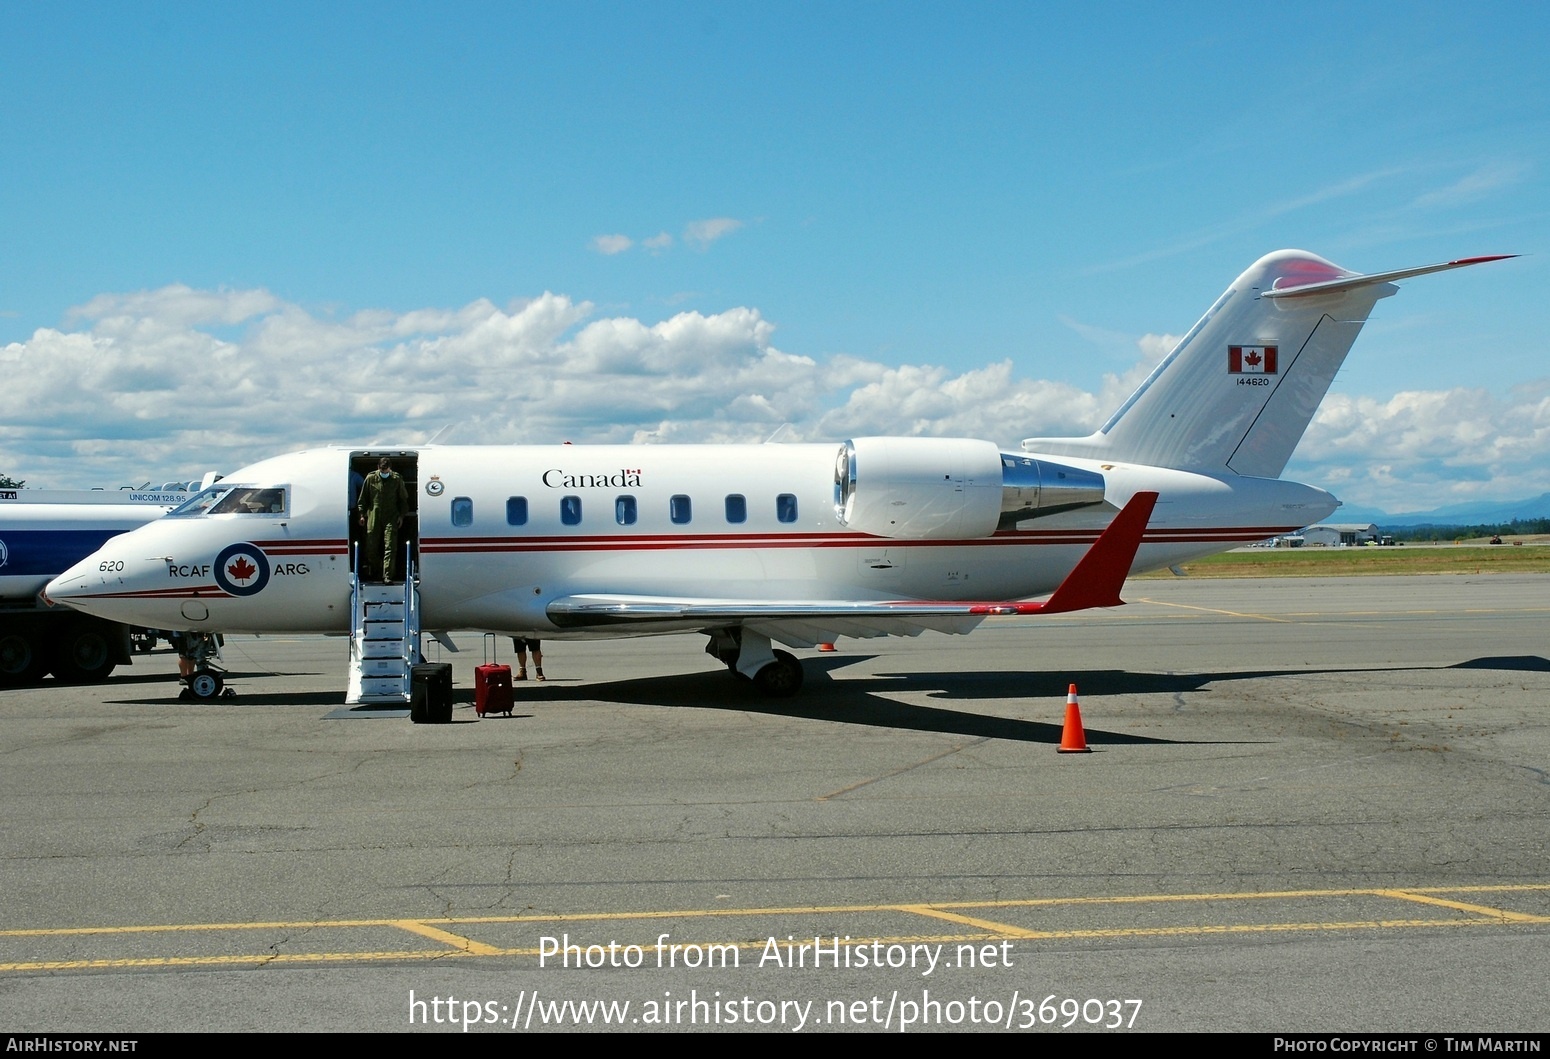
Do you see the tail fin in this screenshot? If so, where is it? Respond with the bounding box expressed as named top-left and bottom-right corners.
top-left (1023, 251), bottom-right (1512, 478)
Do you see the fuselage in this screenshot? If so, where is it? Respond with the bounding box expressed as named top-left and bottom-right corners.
top-left (44, 442), bottom-right (1336, 638)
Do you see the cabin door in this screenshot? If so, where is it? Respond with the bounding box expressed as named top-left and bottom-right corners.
top-left (348, 451), bottom-right (421, 581)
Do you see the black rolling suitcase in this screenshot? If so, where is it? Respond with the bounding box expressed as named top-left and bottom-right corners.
top-left (411, 663), bottom-right (454, 724)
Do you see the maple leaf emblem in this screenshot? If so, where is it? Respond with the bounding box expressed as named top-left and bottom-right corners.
top-left (1244, 350), bottom-right (1262, 367)
top-left (227, 556), bottom-right (257, 582)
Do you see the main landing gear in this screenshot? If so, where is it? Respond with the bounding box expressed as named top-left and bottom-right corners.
top-left (705, 628), bottom-right (805, 697)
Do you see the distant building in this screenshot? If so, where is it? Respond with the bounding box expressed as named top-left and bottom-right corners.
top-left (1303, 522), bottom-right (1379, 547)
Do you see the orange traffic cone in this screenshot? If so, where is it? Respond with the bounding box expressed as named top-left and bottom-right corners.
top-left (1058, 683), bottom-right (1091, 753)
top-left (817, 643), bottom-right (836, 652)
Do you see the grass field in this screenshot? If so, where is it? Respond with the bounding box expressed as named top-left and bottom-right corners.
top-left (1135, 543), bottom-right (1550, 578)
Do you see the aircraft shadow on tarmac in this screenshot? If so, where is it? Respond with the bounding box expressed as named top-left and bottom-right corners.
top-left (95, 654), bottom-right (1549, 745)
top-left (105, 686), bottom-right (347, 707)
top-left (493, 653), bottom-right (1550, 747)
top-left (481, 657), bottom-right (1194, 746)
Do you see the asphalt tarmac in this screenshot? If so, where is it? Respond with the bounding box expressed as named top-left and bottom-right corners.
top-left (2, 574), bottom-right (1547, 1033)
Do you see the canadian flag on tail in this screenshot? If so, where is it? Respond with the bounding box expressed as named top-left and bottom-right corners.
top-left (1228, 345), bottom-right (1278, 374)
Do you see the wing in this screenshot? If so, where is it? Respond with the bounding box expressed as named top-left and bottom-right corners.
top-left (546, 491), bottom-right (1159, 647)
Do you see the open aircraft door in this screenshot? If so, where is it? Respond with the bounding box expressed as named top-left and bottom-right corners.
top-left (348, 450), bottom-right (421, 581)
top-left (346, 450), bottom-right (424, 706)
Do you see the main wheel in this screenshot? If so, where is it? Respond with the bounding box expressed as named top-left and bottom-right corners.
top-left (752, 650), bottom-right (804, 697)
top-left (0, 627), bottom-right (46, 686)
top-left (49, 621), bottom-right (117, 684)
top-left (187, 670), bottom-right (224, 700)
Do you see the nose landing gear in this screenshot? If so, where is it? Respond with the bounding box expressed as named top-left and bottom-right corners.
top-left (173, 632), bottom-right (235, 700)
top-left (180, 666), bottom-right (235, 700)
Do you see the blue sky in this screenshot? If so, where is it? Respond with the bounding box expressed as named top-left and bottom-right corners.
top-left (2, 2), bottom-right (1546, 509)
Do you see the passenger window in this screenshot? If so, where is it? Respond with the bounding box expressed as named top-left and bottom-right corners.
top-left (560, 496), bottom-right (582, 526)
top-left (506, 496), bottom-right (528, 526)
top-left (670, 495), bottom-right (692, 524)
top-left (777, 494), bottom-right (798, 523)
top-left (725, 494), bottom-right (747, 524)
top-left (451, 497), bottom-right (473, 527)
top-left (616, 495), bottom-right (637, 526)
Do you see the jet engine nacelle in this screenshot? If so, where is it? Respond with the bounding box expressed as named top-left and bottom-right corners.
top-left (996, 452), bottom-right (1107, 530)
top-left (834, 438), bottom-right (1106, 539)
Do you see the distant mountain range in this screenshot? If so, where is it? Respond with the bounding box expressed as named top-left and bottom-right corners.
top-left (1332, 492), bottom-right (1550, 527)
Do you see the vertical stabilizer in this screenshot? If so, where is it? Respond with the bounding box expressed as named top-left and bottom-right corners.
top-left (1023, 251), bottom-right (1509, 478)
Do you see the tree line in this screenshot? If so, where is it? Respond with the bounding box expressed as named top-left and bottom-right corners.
top-left (1386, 518), bottom-right (1550, 542)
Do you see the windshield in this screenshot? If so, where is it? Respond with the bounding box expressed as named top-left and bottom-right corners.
top-left (167, 486), bottom-right (235, 517)
top-left (167, 486), bottom-right (287, 517)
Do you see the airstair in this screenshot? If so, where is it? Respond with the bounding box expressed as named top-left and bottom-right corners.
top-left (345, 548), bottom-right (420, 705)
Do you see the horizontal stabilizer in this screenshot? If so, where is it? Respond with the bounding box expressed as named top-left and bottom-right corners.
top-left (1022, 250), bottom-right (1515, 478)
top-left (1260, 255), bottom-right (1516, 300)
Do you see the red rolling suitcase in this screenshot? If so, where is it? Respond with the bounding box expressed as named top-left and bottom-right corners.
top-left (475, 635), bottom-right (514, 717)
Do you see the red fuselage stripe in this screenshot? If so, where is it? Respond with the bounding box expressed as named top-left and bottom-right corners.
top-left (417, 527), bottom-right (1300, 554)
top-left (70, 585), bottom-right (224, 600)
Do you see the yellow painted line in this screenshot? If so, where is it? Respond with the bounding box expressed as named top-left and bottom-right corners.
top-left (1409, 883), bottom-right (1550, 894)
top-left (392, 919), bottom-right (504, 955)
top-left (0, 915), bottom-right (494, 937)
top-left (0, 936), bottom-right (993, 974)
top-left (1376, 889), bottom-right (1549, 923)
top-left (1000, 918), bottom-right (1492, 941)
top-left (920, 883), bottom-right (1550, 910)
top-left (897, 904), bottom-right (1039, 937)
top-left (0, 949), bottom-right (483, 973)
top-left (7, 883), bottom-right (1549, 975)
top-left (7, 883), bottom-right (1549, 939)
top-left (0, 918), bottom-right (1505, 975)
top-left (1130, 599), bottom-right (1291, 623)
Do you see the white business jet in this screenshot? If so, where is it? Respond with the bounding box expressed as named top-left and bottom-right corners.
top-left (45, 250), bottom-right (1510, 698)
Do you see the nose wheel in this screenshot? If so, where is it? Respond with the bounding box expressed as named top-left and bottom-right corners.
top-left (173, 632), bottom-right (233, 700)
top-left (181, 668), bottom-right (235, 701)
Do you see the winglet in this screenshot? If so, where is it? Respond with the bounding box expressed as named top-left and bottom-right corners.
top-left (1034, 491), bottom-right (1158, 614)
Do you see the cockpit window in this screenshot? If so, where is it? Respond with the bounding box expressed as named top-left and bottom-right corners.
top-left (168, 486), bottom-right (287, 517)
top-left (168, 486), bottom-right (237, 517)
top-left (210, 487), bottom-right (287, 515)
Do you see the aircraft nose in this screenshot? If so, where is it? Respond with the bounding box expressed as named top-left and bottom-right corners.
top-left (45, 550), bottom-right (170, 618)
top-left (44, 559), bottom-right (98, 609)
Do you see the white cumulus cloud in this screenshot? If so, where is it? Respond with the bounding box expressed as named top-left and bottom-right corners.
top-left (3, 285), bottom-right (1546, 514)
top-left (683, 217), bottom-right (743, 250)
top-left (590, 233), bottom-right (633, 255)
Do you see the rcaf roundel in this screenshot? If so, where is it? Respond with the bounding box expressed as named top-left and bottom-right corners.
top-left (213, 542), bottom-right (271, 596)
top-left (1229, 345), bottom-right (1278, 374)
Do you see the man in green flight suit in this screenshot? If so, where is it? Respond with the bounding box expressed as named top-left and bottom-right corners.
top-left (358, 458), bottom-right (410, 581)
